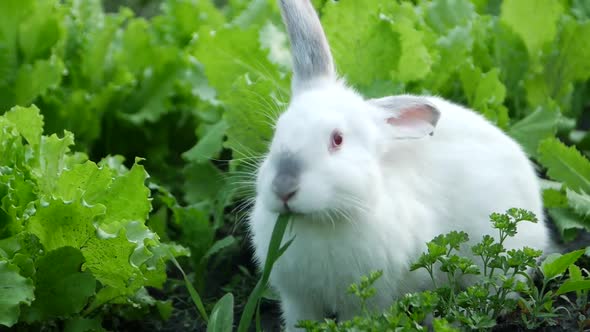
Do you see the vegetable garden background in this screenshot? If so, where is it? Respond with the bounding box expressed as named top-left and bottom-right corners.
top-left (1, 0), bottom-right (590, 331)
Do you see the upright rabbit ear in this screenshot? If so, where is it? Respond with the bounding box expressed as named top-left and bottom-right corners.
top-left (369, 96), bottom-right (441, 139)
top-left (279, 0), bottom-right (336, 94)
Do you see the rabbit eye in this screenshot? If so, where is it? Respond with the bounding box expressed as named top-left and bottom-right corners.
top-left (330, 130), bottom-right (343, 150)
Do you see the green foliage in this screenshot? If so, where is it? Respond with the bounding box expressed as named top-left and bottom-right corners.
top-left (0, 106), bottom-right (188, 328)
top-left (0, 261), bottom-right (35, 327)
top-left (1, 0), bottom-right (590, 331)
top-left (538, 138), bottom-right (590, 240)
top-left (347, 270), bottom-right (384, 314)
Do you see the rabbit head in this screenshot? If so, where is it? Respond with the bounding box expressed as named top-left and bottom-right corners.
top-left (256, 0), bottom-right (441, 221)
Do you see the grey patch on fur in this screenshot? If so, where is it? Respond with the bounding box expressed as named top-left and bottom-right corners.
top-left (368, 95), bottom-right (441, 127)
top-left (273, 153), bottom-right (301, 198)
top-left (279, 0), bottom-right (335, 93)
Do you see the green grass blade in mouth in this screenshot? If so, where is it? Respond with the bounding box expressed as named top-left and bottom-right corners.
top-left (237, 214), bottom-right (294, 332)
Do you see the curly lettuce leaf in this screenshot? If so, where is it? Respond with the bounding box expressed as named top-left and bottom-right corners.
top-left (94, 161), bottom-right (152, 225)
top-left (4, 105), bottom-right (43, 146)
top-left (27, 198), bottom-right (105, 251)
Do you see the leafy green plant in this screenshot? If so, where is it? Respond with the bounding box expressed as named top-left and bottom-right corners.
top-left (171, 213), bottom-right (293, 332)
top-left (0, 105), bottom-right (188, 328)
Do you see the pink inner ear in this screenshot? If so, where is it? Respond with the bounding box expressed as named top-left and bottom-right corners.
top-left (386, 105), bottom-right (436, 126)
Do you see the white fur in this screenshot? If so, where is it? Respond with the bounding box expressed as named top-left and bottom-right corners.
top-left (248, 81), bottom-right (553, 331)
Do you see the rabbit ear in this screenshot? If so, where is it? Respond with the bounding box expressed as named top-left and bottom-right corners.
top-left (369, 96), bottom-right (441, 139)
top-left (279, 0), bottom-right (336, 94)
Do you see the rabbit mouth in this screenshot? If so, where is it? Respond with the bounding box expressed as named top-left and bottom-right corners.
top-left (287, 208), bottom-right (361, 227)
top-left (283, 202), bottom-right (294, 213)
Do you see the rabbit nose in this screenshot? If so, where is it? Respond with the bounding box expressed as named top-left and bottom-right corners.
top-left (272, 174), bottom-right (299, 202)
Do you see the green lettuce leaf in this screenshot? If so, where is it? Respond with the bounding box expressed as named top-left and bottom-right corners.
top-left (27, 198), bottom-right (105, 251)
top-left (322, 0), bottom-right (399, 87)
top-left (0, 260), bottom-right (34, 327)
top-left (500, 0), bottom-right (563, 55)
top-left (23, 246), bottom-right (96, 322)
top-left (509, 106), bottom-right (559, 156)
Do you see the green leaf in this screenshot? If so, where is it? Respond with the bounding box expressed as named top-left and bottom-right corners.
top-left (569, 263), bottom-right (583, 281)
top-left (27, 198), bottom-right (105, 252)
top-left (183, 162), bottom-right (224, 204)
top-left (555, 280), bottom-right (590, 296)
top-left (171, 204), bottom-right (214, 263)
top-left (527, 19), bottom-right (590, 106)
top-left (14, 56), bottom-right (64, 106)
top-left (156, 300), bottom-right (173, 321)
top-left (231, 0), bottom-right (274, 29)
top-left (4, 105), bottom-right (44, 146)
top-left (508, 106), bottom-right (558, 157)
top-left (54, 161), bottom-right (113, 203)
top-left (0, 0), bottom-right (35, 81)
top-left (423, 24), bottom-right (472, 94)
top-left (17, 0), bottom-right (63, 62)
top-left (538, 138), bottom-right (590, 193)
top-left (193, 26), bottom-right (287, 99)
top-left (156, 0), bottom-right (225, 44)
top-left (543, 188), bottom-right (568, 208)
top-left (222, 75), bottom-right (281, 156)
top-left (541, 249), bottom-right (585, 281)
top-left (394, 18), bottom-right (432, 82)
top-left (322, 0), bottom-right (401, 86)
top-left (79, 8), bottom-right (131, 90)
top-left (32, 131), bottom-right (76, 194)
top-left (424, 0), bottom-right (476, 34)
top-left (552, 19), bottom-right (590, 83)
top-left (95, 161), bottom-right (151, 225)
top-left (10, 253), bottom-right (34, 278)
top-left (169, 255), bottom-right (209, 322)
top-left (547, 208), bottom-right (587, 242)
top-left (201, 235), bottom-right (237, 263)
top-left (82, 231), bottom-right (141, 292)
top-left (207, 293), bottom-right (234, 332)
top-left (459, 64), bottom-right (508, 127)
top-left (0, 260), bottom-right (34, 327)
top-left (492, 21), bottom-right (529, 109)
top-left (182, 120), bottom-right (229, 163)
top-left (501, 0), bottom-right (563, 55)
top-left (25, 247), bottom-right (96, 321)
top-left (566, 188), bottom-right (590, 217)
top-left (190, 10), bottom-right (289, 160)
top-left (118, 46), bottom-right (184, 125)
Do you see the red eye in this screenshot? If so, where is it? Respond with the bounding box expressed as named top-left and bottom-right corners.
top-left (330, 130), bottom-right (343, 150)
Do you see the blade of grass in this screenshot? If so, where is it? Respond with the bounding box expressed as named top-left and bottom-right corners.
top-left (237, 214), bottom-right (293, 332)
top-left (169, 254), bottom-right (209, 322)
top-left (207, 293), bottom-right (234, 332)
top-left (256, 301), bottom-right (262, 332)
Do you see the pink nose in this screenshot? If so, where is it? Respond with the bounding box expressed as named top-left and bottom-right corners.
top-left (278, 190), bottom-right (297, 203)
top-left (272, 174), bottom-right (299, 203)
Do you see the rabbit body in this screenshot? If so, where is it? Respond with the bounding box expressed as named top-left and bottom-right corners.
top-left (248, 1), bottom-right (553, 330)
top-left (249, 83), bottom-right (552, 330)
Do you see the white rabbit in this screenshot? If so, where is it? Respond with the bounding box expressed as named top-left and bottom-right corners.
top-left (248, 0), bottom-right (554, 330)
